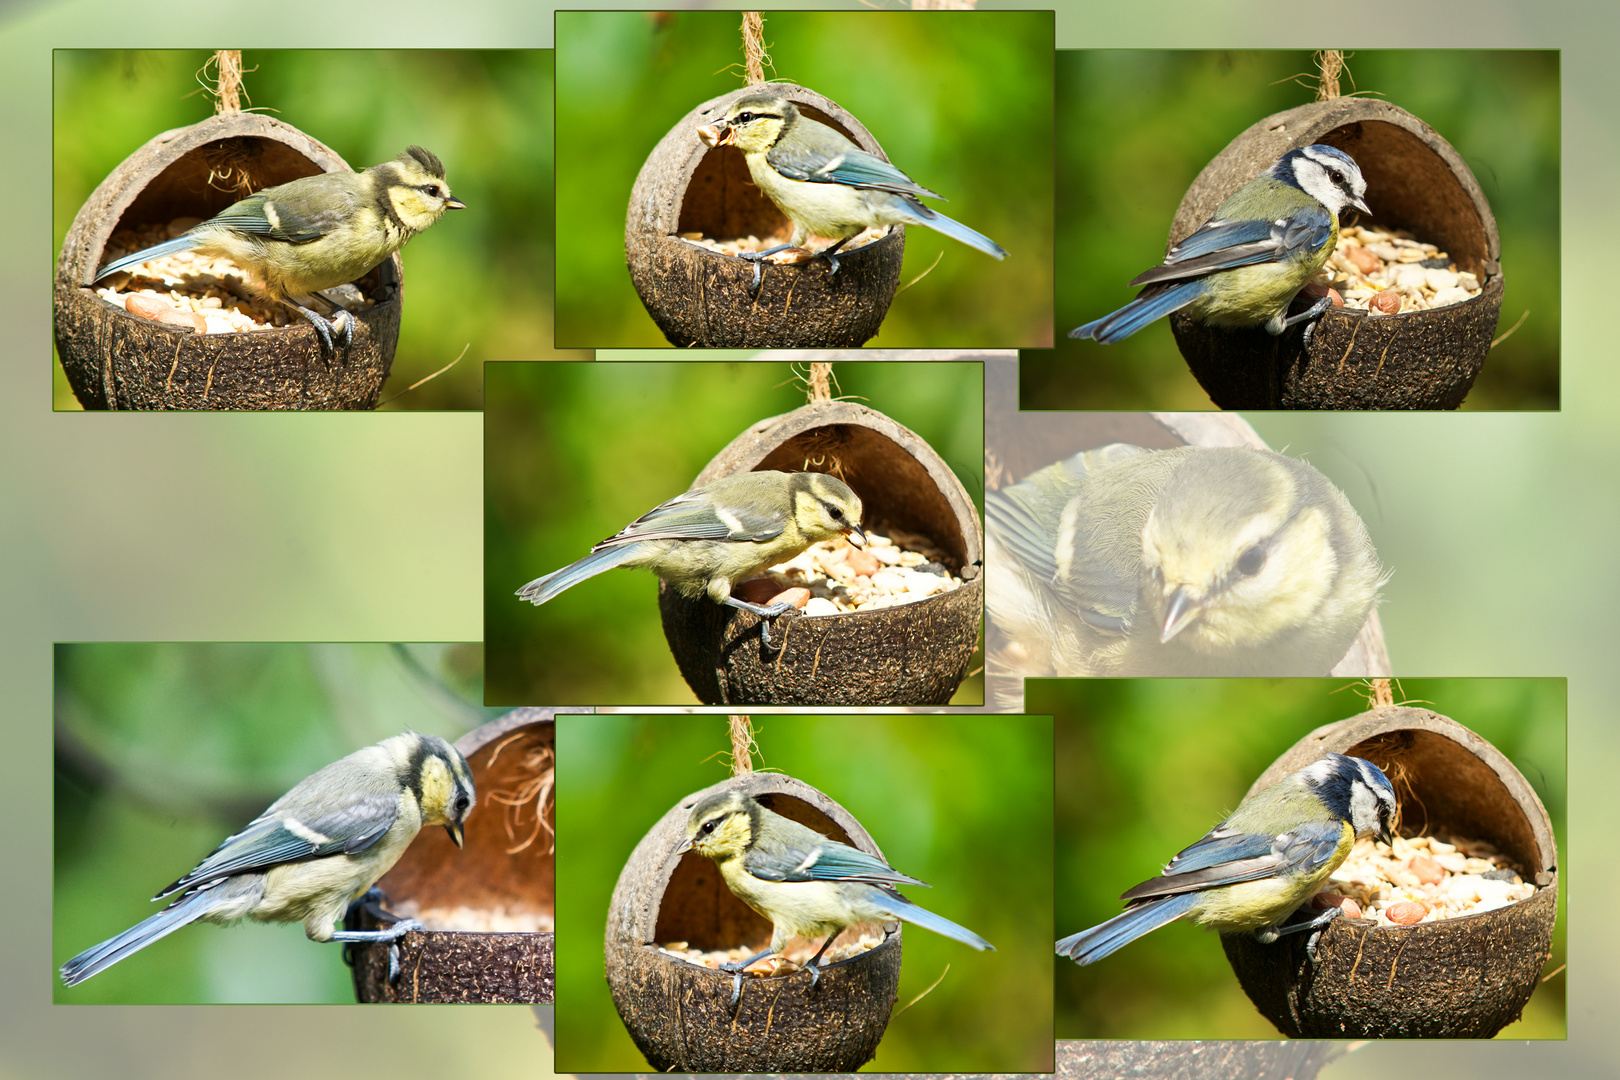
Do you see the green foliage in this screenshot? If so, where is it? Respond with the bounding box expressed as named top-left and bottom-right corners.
top-left (555, 11), bottom-right (1054, 347)
top-left (1031, 49), bottom-right (1559, 409)
top-left (484, 359), bottom-right (984, 705)
top-left (53, 50), bottom-right (579, 412)
top-left (1040, 677), bottom-right (1565, 1039)
top-left (553, 714), bottom-right (1054, 1072)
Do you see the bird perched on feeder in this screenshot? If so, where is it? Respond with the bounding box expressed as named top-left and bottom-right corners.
top-left (516, 470), bottom-right (866, 649)
top-left (696, 91), bottom-right (1008, 290)
top-left (94, 146), bottom-right (465, 358)
top-left (1056, 753), bottom-right (1397, 965)
top-left (1070, 144), bottom-right (1369, 346)
top-left (986, 443), bottom-right (1385, 679)
top-left (678, 789), bottom-right (994, 1004)
top-left (59, 731), bottom-right (476, 988)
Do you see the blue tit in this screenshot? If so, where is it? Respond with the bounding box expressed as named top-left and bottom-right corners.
top-left (986, 443), bottom-right (1384, 678)
top-left (516, 470), bottom-right (865, 649)
top-left (696, 92), bottom-right (1008, 290)
top-left (1057, 754), bottom-right (1396, 965)
top-left (59, 731), bottom-right (475, 987)
top-left (677, 790), bottom-right (993, 1002)
top-left (1070, 144), bottom-right (1369, 345)
top-left (94, 146), bottom-right (464, 358)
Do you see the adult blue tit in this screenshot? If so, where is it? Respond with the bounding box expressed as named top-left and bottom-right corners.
top-left (516, 470), bottom-right (865, 648)
top-left (59, 731), bottom-right (475, 988)
top-left (696, 92), bottom-right (1007, 289)
top-left (1056, 754), bottom-right (1396, 966)
top-left (678, 790), bottom-right (993, 1002)
top-left (94, 146), bottom-right (465, 358)
top-left (1070, 144), bottom-right (1369, 345)
top-left (986, 443), bottom-right (1384, 679)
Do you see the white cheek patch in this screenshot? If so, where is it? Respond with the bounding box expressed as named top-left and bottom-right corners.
top-left (1348, 780), bottom-right (1382, 834)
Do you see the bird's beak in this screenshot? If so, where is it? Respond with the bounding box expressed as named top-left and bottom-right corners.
top-left (444, 821), bottom-right (465, 848)
top-left (697, 120), bottom-right (732, 148)
top-left (447, 196), bottom-right (467, 211)
top-left (846, 523), bottom-right (868, 548)
top-left (673, 837), bottom-right (693, 856)
top-left (1159, 585), bottom-right (1202, 643)
top-left (1351, 194), bottom-right (1371, 216)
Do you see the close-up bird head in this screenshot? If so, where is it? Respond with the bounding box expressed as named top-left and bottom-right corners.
top-left (410, 732), bottom-right (478, 847)
top-left (675, 789), bottom-right (757, 860)
top-left (1138, 449), bottom-right (1376, 656)
top-left (789, 471), bottom-right (867, 548)
top-left (697, 94), bottom-right (795, 154)
top-left (1271, 143), bottom-right (1371, 219)
top-left (378, 145), bottom-right (468, 233)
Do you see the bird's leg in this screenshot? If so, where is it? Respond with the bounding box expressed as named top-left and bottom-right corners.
top-left (738, 243), bottom-right (798, 292)
top-left (719, 946), bottom-right (779, 1009)
top-left (720, 595), bottom-right (797, 650)
top-left (1256, 905), bottom-right (1343, 961)
top-left (1271, 291), bottom-right (1334, 349)
top-left (802, 931), bottom-right (843, 991)
top-left (337, 888), bottom-right (423, 983)
top-left (281, 298), bottom-right (345, 361)
top-left (813, 236), bottom-right (855, 278)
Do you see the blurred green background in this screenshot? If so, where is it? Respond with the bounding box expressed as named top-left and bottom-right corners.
top-left (53, 642), bottom-right (500, 1003)
top-left (1040, 677), bottom-right (1565, 1039)
top-left (485, 359), bottom-right (985, 705)
top-left (553, 713), bottom-right (1053, 1072)
top-left (53, 49), bottom-right (585, 412)
top-left (1026, 49), bottom-right (1559, 410)
top-left (555, 11), bottom-right (1054, 348)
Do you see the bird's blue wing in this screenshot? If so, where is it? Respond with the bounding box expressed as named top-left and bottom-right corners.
top-left (766, 141), bottom-right (941, 200)
top-left (594, 488), bottom-right (787, 549)
top-left (744, 836), bottom-right (926, 888)
top-left (158, 789), bottom-right (401, 897)
top-left (1119, 819), bottom-right (1349, 902)
top-left (1128, 204), bottom-right (1335, 286)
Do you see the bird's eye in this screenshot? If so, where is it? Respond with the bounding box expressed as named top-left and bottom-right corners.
top-left (456, 795), bottom-right (471, 812)
top-left (735, 112), bottom-right (754, 123)
top-left (829, 506), bottom-right (845, 520)
top-left (699, 819), bottom-right (718, 836)
top-left (1237, 546), bottom-right (1266, 576)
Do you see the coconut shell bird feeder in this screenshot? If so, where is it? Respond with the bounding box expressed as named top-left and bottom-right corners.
top-left (658, 398), bottom-right (982, 706)
top-left (1167, 99), bottom-right (1502, 409)
top-left (348, 709), bottom-right (556, 1003)
top-left (606, 771), bottom-right (901, 1072)
top-left (626, 82), bottom-right (905, 348)
top-left (1222, 706), bottom-right (1557, 1038)
top-left (55, 112), bottom-right (402, 410)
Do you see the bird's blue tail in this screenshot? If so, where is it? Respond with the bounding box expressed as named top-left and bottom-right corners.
top-left (1055, 892), bottom-right (1199, 965)
top-left (905, 204), bottom-right (1008, 260)
top-left (881, 893), bottom-right (995, 951)
top-left (516, 544), bottom-right (643, 605)
top-left (1069, 282), bottom-right (1204, 343)
top-left (95, 235), bottom-right (204, 281)
top-left (60, 889), bottom-right (217, 986)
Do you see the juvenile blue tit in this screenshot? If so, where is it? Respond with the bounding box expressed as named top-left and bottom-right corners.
top-left (677, 790), bottom-right (993, 1000)
top-left (987, 443), bottom-right (1384, 679)
top-left (59, 731), bottom-right (475, 987)
top-left (516, 470), bottom-right (865, 648)
top-left (1057, 754), bottom-right (1396, 965)
top-left (1070, 144), bottom-right (1369, 345)
top-left (94, 146), bottom-right (465, 358)
top-left (696, 92), bottom-right (1008, 289)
